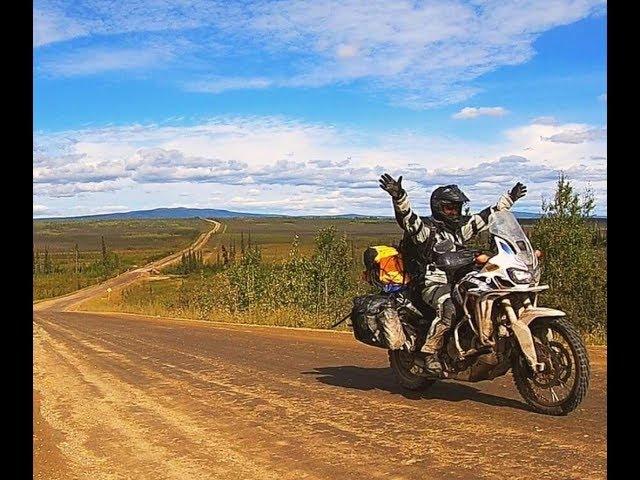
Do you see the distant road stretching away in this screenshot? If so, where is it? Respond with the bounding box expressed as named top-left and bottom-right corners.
top-left (33, 219), bottom-right (606, 480)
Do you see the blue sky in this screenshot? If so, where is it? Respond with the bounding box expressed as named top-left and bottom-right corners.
top-left (34, 1), bottom-right (607, 217)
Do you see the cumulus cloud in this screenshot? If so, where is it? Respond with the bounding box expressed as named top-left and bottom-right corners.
top-left (34, 0), bottom-right (605, 107)
top-left (33, 158), bottom-right (125, 184)
top-left (453, 107), bottom-right (509, 119)
top-left (33, 115), bottom-right (607, 216)
top-left (126, 148), bottom-right (248, 184)
top-left (33, 179), bottom-right (132, 198)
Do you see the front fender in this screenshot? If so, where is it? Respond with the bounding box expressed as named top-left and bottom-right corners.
top-left (509, 307), bottom-right (564, 372)
top-left (519, 307), bottom-right (566, 326)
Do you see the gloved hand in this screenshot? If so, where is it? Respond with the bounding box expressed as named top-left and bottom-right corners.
top-left (509, 182), bottom-right (527, 202)
top-left (379, 174), bottom-right (404, 199)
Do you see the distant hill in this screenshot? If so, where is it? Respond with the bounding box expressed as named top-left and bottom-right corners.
top-left (36, 207), bottom-right (381, 221)
top-left (37, 207), bottom-right (282, 221)
top-left (35, 207), bottom-right (606, 223)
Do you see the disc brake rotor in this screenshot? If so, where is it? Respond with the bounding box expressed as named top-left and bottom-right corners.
top-left (531, 340), bottom-right (561, 388)
top-left (531, 339), bottom-right (572, 388)
top-left (548, 340), bottom-right (573, 383)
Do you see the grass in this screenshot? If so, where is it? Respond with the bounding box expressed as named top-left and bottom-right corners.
top-left (33, 218), bottom-right (214, 300)
top-left (81, 276), bottom-right (354, 332)
top-left (200, 217), bottom-right (401, 262)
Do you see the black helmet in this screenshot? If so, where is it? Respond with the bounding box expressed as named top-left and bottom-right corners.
top-left (430, 184), bottom-right (470, 229)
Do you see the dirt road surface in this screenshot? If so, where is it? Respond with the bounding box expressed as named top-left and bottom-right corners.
top-left (33, 219), bottom-right (606, 480)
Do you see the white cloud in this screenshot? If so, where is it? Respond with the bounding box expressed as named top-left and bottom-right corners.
top-left (599, 92), bottom-right (607, 102)
top-left (185, 77), bottom-right (274, 94)
top-left (71, 204), bottom-right (130, 213)
top-left (33, 179), bottom-right (133, 198)
top-left (34, 0), bottom-right (605, 107)
top-left (33, 115), bottom-right (607, 215)
top-left (336, 44), bottom-right (359, 59)
top-left (33, 1), bottom-right (221, 47)
top-left (531, 116), bottom-right (558, 125)
top-left (541, 126), bottom-right (607, 144)
top-left (39, 44), bottom-right (176, 77)
top-left (33, 7), bottom-right (88, 47)
top-left (452, 106), bottom-right (509, 119)
top-left (33, 204), bottom-right (49, 214)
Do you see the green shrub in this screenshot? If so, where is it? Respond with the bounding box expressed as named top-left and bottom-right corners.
top-left (529, 174), bottom-right (606, 338)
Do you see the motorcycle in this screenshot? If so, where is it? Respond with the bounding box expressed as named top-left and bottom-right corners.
top-left (351, 210), bottom-right (590, 416)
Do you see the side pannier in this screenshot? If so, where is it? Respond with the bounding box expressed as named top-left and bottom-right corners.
top-left (349, 294), bottom-right (407, 350)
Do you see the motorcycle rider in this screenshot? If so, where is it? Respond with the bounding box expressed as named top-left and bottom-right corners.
top-left (379, 173), bottom-right (527, 376)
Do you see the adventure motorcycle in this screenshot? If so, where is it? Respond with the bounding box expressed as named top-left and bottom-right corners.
top-left (348, 210), bottom-right (590, 416)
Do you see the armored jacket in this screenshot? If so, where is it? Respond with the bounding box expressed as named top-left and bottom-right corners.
top-left (392, 190), bottom-right (514, 285)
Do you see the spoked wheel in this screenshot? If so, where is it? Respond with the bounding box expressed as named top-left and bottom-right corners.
top-left (512, 317), bottom-right (590, 415)
top-left (388, 349), bottom-right (436, 391)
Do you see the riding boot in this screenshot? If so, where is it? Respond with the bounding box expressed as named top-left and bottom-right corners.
top-left (419, 321), bottom-right (448, 376)
top-left (419, 298), bottom-right (455, 376)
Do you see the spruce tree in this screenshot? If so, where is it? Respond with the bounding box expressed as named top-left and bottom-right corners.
top-left (43, 247), bottom-right (51, 274)
top-left (101, 236), bottom-right (108, 268)
top-left (74, 243), bottom-right (80, 274)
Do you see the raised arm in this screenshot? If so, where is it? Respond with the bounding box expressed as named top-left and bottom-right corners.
top-left (379, 174), bottom-right (432, 244)
top-left (460, 182), bottom-right (527, 241)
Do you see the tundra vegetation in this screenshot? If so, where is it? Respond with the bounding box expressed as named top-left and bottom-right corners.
top-left (32, 219), bottom-right (212, 300)
top-left (37, 176), bottom-right (607, 343)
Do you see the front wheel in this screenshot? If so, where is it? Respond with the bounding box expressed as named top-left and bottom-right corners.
top-left (388, 349), bottom-right (436, 391)
top-left (512, 317), bottom-right (590, 415)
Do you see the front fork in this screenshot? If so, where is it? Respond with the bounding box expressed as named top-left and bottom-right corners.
top-left (502, 299), bottom-right (546, 373)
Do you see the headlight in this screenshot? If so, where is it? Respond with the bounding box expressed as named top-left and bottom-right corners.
top-left (507, 268), bottom-right (533, 284)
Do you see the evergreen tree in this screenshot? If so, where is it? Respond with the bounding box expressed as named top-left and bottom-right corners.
top-left (221, 245), bottom-right (229, 265)
top-left (74, 243), bottom-right (80, 274)
top-left (101, 236), bottom-right (108, 268)
top-left (530, 173), bottom-right (606, 335)
top-left (43, 246), bottom-right (52, 274)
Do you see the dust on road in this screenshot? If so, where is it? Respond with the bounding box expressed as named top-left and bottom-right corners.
top-left (33, 311), bottom-right (606, 480)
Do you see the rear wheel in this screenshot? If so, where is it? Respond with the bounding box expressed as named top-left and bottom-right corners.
top-left (388, 349), bottom-right (436, 391)
top-left (512, 317), bottom-right (590, 415)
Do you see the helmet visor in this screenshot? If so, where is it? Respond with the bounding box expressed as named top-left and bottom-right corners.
top-left (441, 201), bottom-right (462, 218)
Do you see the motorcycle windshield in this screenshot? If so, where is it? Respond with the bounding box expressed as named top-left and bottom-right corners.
top-left (488, 210), bottom-right (536, 267)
